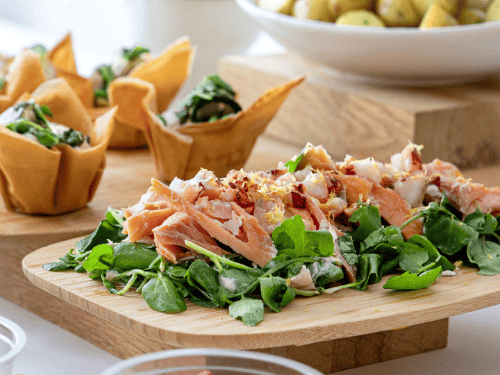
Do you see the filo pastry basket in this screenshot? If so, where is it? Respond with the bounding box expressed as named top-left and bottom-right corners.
top-left (116, 75), bottom-right (305, 182)
top-left (48, 34), bottom-right (195, 149)
top-left (0, 78), bottom-right (115, 215)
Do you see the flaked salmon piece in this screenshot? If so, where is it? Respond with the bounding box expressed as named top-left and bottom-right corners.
top-left (390, 143), bottom-right (423, 174)
top-left (302, 172), bottom-right (329, 201)
top-left (435, 177), bottom-right (500, 216)
top-left (334, 174), bottom-right (373, 206)
top-left (124, 186), bottom-right (170, 218)
top-left (424, 159), bottom-right (463, 180)
top-left (153, 211), bottom-right (228, 264)
top-left (169, 169), bottom-right (222, 204)
top-left (254, 197), bottom-right (286, 235)
top-left (393, 175), bottom-right (428, 208)
top-left (152, 178), bottom-right (277, 267)
top-left (369, 184), bottom-right (423, 240)
top-left (298, 143), bottom-right (335, 171)
top-left (125, 207), bottom-right (175, 242)
top-left (123, 186), bottom-right (174, 241)
top-left (194, 196), bottom-right (234, 220)
top-left (318, 196), bottom-right (348, 220)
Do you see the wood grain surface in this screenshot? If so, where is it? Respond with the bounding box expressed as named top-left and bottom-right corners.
top-left (23, 239), bottom-right (500, 350)
top-left (219, 53), bottom-right (500, 169)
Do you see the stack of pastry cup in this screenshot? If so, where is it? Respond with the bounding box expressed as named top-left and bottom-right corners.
top-left (0, 78), bottom-right (115, 215)
top-left (114, 76), bottom-right (305, 182)
top-left (48, 34), bottom-right (195, 149)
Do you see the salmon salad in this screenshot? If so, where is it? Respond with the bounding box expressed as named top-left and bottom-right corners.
top-left (45, 143), bottom-right (500, 326)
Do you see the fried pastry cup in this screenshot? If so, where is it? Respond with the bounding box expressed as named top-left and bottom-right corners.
top-left (48, 35), bottom-right (195, 149)
top-left (0, 78), bottom-right (115, 215)
top-left (0, 49), bottom-right (47, 114)
top-left (123, 76), bottom-right (305, 182)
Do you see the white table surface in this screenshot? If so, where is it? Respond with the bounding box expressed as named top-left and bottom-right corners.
top-left (1, 18), bottom-right (500, 375)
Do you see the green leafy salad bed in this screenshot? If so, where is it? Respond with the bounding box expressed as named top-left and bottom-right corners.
top-left (44, 193), bottom-right (500, 326)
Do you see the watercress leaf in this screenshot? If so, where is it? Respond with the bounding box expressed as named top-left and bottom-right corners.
top-left (360, 226), bottom-right (404, 254)
top-left (219, 268), bottom-right (263, 298)
top-left (0, 77), bottom-right (5, 90)
top-left (101, 274), bottom-right (119, 294)
top-left (259, 276), bottom-right (292, 312)
top-left (142, 276), bottom-right (186, 313)
top-left (122, 46), bottom-right (150, 61)
top-left (464, 209), bottom-right (497, 235)
top-left (281, 287), bottom-right (296, 308)
top-left (304, 229), bottom-right (335, 257)
top-left (284, 152), bottom-right (304, 173)
top-left (185, 260), bottom-right (223, 306)
top-left (424, 214), bottom-right (478, 256)
top-left (42, 261), bottom-right (73, 271)
top-left (383, 267), bottom-right (442, 290)
top-left (467, 239), bottom-right (500, 275)
top-left (356, 254), bottom-right (382, 291)
top-left (113, 242), bottom-right (159, 271)
top-left (261, 254), bottom-right (291, 273)
top-left (338, 235), bottom-right (358, 265)
top-left (105, 208), bottom-right (126, 227)
top-left (399, 242), bottom-right (429, 273)
top-left (307, 260), bottom-right (344, 287)
top-left (272, 215), bottom-right (306, 258)
top-left (40, 105), bottom-right (53, 117)
top-left (229, 298), bottom-right (264, 326)
top-left (408, 234), bottom-right (455, 271)
top-left (59, 128), bottom-right (84, 147)
top-left (30, 44), bottom-right (47, 56)
top-left (349, 205), bottom-right (382, 243)
top-left (380, 255), bottom-right (400, 276)
top-left (286, 261), bottom-right (304, 278)
top-left (166, 266), bottom-right (188, 279)
top-left (76, 216), bottom-right (127, 253)
top-left (82, 244), bottom-right (114, 271)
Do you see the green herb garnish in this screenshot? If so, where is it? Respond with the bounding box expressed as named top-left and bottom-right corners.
top-left (94, 65), bottom-right (115, 106)
top-left (122, 46), bottom-right (150, 61)
top-left (175, 75), bottom-right (242, 124)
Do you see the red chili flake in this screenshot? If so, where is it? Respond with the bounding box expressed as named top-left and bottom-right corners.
top-left (291, 191), bottom-right (307, 208)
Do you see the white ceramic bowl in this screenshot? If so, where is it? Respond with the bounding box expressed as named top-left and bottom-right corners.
top-left (0, 316), bottom-right (27, 375)
top-left (100, 348), bottom-right (324, 375)
top-left (235, 0), bottom-right (500, 86)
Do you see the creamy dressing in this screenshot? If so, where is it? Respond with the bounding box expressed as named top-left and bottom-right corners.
top-left (289, 265), bottom-right (316, 291)
top-left (219, 276), bottom-right (237, 292)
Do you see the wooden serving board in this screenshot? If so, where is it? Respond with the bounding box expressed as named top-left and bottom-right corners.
top-left (6, 136), bottom-right (500, 372)
top-left (219, 53), bottom-right (500, 170)
top-left (24, 239), bottom-right (500, 372)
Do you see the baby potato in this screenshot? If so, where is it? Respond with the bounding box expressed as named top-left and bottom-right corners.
top-left (293, 0), bottom-right (335, 21)
top-left (465, 0), bottom-right (493, 11)
top-left (459, 7), bottom-right (486, 23)
top-left (328, 0), bottom-right (374, 20)
top-left (258, 0), bottom-right (296, 15)
top-left (411, 0), bottom-right (459, 17)
top-left (336, 10), bottom-right (386, 26)
top-left (377, 0), bottom-right (421, 26)
top-left (420, 4), bottom-right (459, 27)
top-left (486, 0), bottom-right (500, 20)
